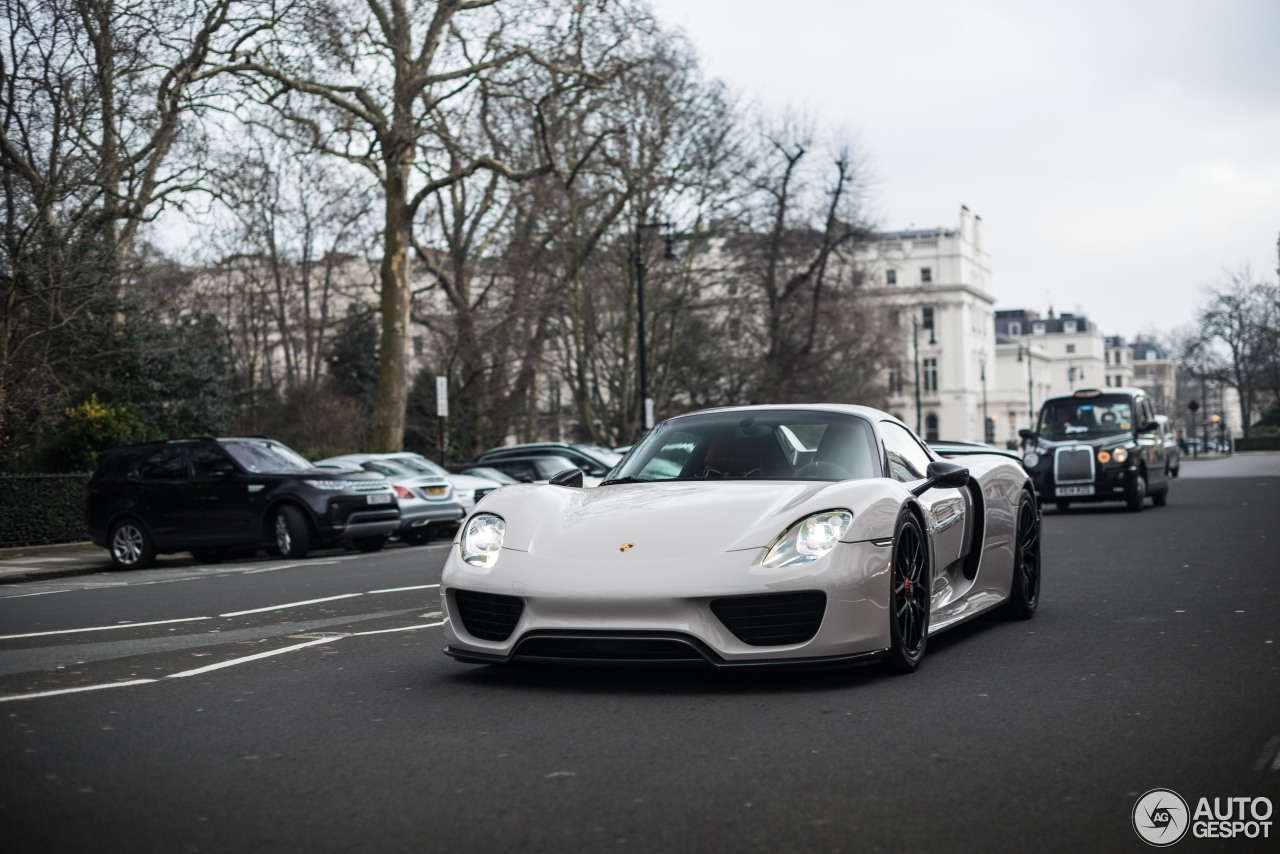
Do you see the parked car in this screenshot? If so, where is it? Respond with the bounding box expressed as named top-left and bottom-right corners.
top-left (1018, 387), bottom-right (1173, 512)
top-left (466, 454), bottom-right (602, 486)
top-left (450, 465), bottom-right (520, 486)
top-left (1153, 414), bottom-right (1181, 477)
top-left (316, 456), bottom-right (465, 545)
top-left (87, 437), bottom-right (400, 570)
top-left (372, 452), bottom-right (502, 511)
top-left (475, 442), bottom-right (620, 480)
top-left (927, 439), bottom-right (1022, 462)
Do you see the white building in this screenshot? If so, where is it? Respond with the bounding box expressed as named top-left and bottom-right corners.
top-left (860, 206), bottom-right (997, 443)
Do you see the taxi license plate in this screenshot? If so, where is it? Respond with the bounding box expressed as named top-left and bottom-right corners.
top-left (1056, 485), bottom-right (1095, 497)
top-left (367, 493), bottom-right (392, 504)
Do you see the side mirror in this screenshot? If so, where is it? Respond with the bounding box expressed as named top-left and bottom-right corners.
top-left (911, 460), bottom-right (969, 496)
top-left (548, 468), bottom-right (584, 488)
top-left (1139, 420), bottom-right (1159, 433)
top-left (1018, 428), bottom-right (1037, 440)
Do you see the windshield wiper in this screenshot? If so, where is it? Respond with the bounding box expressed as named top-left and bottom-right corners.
top-left (600, 476), bottom-right (650, 486)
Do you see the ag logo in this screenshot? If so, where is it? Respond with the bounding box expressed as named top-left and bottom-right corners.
top-left (1133, 788), bottom-right (1190, 846)
top-left (619, 543), bottom-right (635, 553)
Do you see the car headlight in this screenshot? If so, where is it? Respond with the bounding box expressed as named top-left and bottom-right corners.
top-left (1112, 447), bottom-right (1128, 463)
top-left (460, 513), bottom-right (505, 567)
top-left (1022, 451), bottom-right (1040, 468)
top-left (304, 479), bottom-right (350, 490)
top-left (762, 510), bottom-right (853, 569)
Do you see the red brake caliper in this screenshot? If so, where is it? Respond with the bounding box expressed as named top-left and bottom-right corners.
top-left (903, 577), bottom-right (913, 598)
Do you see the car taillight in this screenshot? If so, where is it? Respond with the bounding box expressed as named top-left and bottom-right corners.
top-left (393, 485), bottom-right (413, 499)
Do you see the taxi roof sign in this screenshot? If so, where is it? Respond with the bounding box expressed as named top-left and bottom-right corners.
top-left (1073, 388), bottom-right (1103, 397)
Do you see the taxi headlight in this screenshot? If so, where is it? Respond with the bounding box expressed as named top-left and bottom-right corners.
top-left (1112, 447), bottom-right (1129, 463)
top-left (1022, 451), bottom-right (1040, 468)
top-left (459, 513), bottom-right (505, 567)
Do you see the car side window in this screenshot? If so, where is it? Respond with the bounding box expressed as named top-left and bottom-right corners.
top-left (190, 444), bottom-right (233, 480)
top-left (880, 422), bottom-right (931, 483)
top-left (139, 446), bottom-right (187, 480)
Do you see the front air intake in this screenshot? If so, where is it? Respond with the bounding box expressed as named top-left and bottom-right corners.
top-left (452, 589), bottom-right (524, 641)
top-left (710, 590), bottom-right (826, 646)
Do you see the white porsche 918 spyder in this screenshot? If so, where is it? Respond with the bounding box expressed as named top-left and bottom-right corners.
top-left (440, 405), bottom-right (1040, 673)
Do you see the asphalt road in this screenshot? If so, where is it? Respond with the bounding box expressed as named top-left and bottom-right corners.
top-left (1, 459), bottom-right (1278, 853)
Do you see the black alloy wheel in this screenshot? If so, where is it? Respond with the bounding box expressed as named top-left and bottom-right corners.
top-left (886, 510), bottom-right (930, 673)
top-left (109, 518), bottom-right (155, 570)
top-left (1005, 492), bottom-right (1041, 619)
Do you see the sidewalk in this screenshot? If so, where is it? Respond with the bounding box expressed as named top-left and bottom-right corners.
top-left (0, 541), bottom-right (113, 585)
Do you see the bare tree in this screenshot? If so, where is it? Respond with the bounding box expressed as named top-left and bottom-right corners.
top-left (231, 0), bottom-right (609, 451)
top-left (1191, 268), bottom-right (1279, 436)
top-left (0, 0), bottom-right (239, 459)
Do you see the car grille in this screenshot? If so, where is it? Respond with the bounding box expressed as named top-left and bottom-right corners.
top-left (513, 632), bottom-right (705, 663)
top-left (349, 479), bottom-right (391, 493)
top-left (1054, 447), bottom-right (1095, 483)
top-left (710, 591), bottom-right (826, 646)
top-left (452, 589), bottom-right (524, 641)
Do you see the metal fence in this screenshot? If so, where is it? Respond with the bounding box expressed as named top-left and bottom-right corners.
top-left (0, 474), bottom-right (90, 548)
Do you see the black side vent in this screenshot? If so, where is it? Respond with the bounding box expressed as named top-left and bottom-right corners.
top-left (710, 591), bottom-right (826, 647)
top-left (453, 589), bottom-right (524, 642)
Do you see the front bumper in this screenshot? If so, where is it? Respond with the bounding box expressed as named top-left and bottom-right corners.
top-left (439, 539), bottom-right (894, 666)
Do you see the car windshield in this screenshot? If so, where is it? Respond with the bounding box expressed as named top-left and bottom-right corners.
top-left (608, 410), bottom-right (879, 482)
top-left (222, 439), bottom-right (315, 473)
top-left (362, 459), bottom-right (418, 476)
top-left (464, 467), bottom-right (518, 485)
top-left (572, 443), bottom-right (622, 466)
top-left (1038, 396), bottom-right (1134, 440)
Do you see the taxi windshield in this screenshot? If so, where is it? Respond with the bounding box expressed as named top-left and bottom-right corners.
top-left (1038, 396), bottom-right (1134, 440)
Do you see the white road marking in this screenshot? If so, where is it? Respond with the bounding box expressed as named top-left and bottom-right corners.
top-left (368, 584), bottom-right (439, 594)
top-left (0, 679), bottom-right (157, 703)
top-left (218, 593), bottom-right (363, 617)
top-left (351, 621), bottom-right (444, 636)
top-left (167, 637), bottom-right (338, 678)
top-left (0, 616), bottom-right (210, 641)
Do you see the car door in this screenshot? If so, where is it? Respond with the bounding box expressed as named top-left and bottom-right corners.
top-left (1136, 397), bottom-right (1166, 492)
top-left (188, 442), bottom-right (258, 545)
top-left (880, 422), bottom-right (970, 584)
top-left (133, 445), bottom-right (199, 548)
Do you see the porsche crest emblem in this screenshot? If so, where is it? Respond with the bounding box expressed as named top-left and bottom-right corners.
top-left (619, 543), bottom-right (635, 553)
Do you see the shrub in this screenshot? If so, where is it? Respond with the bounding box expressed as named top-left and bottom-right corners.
top-left (38, 395), bottom-right (155, 472)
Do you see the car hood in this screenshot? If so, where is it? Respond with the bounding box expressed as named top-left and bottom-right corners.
top-left (474, 480), bottom-right (903, 561)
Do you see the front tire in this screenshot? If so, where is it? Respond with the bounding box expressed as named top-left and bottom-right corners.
top-left (109, 519), bottom-right (155, 570)
top-left (1126, 472), bottom-right (1147, 512)
top-left (1005, 492), bottom-right (1041, 620)
top-left (885, 510), bottom-right (930, 673)
top-left (273, 505), bottom-right (310, 558)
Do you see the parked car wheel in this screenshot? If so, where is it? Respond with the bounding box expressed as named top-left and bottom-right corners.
top-left (273, 505), bottom-right (310, 558)
top-left (109, 518), bottom-right (155, 570)
top-left (1004, 492), bottom-right (1041, 620)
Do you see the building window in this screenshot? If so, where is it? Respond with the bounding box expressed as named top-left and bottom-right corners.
top-left (890, 309), bottom-right (900, 328)
top-left (920, 267), bottom-right (932, 284)
top-left (1032, 322), bottom-right (1046, 335)
top-left (1146, 350), bottom-right (1156, 361)
top-left (887, 366), bottom-right (902, 394)
top-left (1105, 376), bottom-right (1111, 387)
top-left (1066, 344), bottom-right (1076, 354)
top-left (1008, 322), bottom-right (1021, 336)
top-left (924, 413), bottom-right (939, 442)
top-left (886, 269), bottom-right (897, 285)
top-left (922, 306), bottom-right (934, 331)
top-left (1063, 320), bottom-right (1077, 333)
top-left (923, 358), bottom-right (938, 392)
top-left (1147, 367), bottom-right (1155, 378)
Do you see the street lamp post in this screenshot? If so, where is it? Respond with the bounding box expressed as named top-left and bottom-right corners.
top-left (913, 318), bottom-right (922, 435)
top-left (1018, 343), bottom-right (1035, 431)
top-left (634, 221), bottom-right (672, 434)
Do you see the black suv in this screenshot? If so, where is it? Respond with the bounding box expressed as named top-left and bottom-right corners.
top-left (1019, 388), bottom-right (1172, 512)
top-left (87, 437), bottom-right (400, 569)
top-left (474, 442), bottom-right (620, 478)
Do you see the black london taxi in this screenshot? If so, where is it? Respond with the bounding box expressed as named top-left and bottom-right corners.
top-left (1018, 387), bottom-right (1173, 512)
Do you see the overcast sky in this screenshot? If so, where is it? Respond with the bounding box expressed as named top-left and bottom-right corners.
top-left (648, 0), bottom-right (1280, 341)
